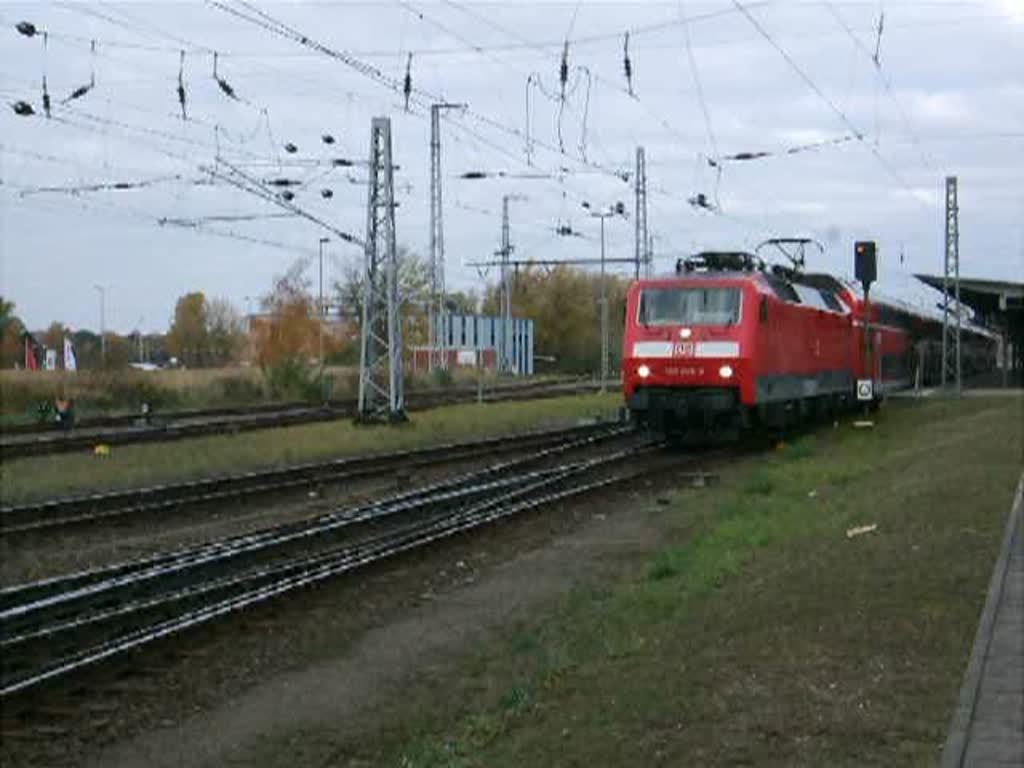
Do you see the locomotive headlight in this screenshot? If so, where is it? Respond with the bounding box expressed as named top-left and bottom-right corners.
top-left (637, 364), bottom-right (651, 379)
top-left (679, 327), bottom-right (692, 339)
top-left (718, 364), bottom-right (734, 379)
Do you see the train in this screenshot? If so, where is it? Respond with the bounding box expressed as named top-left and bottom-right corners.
top-left (622, 250), bottom-right (998, 440)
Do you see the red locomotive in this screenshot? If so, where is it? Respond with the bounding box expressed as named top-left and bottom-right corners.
top-left (622, 250), bottom-right (997, 439)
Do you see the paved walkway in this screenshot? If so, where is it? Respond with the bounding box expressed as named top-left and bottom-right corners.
top-left (941, 475), bottom-right (1024, 767)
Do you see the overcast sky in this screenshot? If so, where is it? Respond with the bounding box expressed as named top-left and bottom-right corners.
top-left (1, 0), bottom-right (1022, 333)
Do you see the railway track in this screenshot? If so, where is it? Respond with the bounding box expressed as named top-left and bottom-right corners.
top-left (0, 428), bottom-right (656, 698)
top-left (0, 377), bottom-right (606, 461)
top-left (0, 421), bottom-right (621, 537)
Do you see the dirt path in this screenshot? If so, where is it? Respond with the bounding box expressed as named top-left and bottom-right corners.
top-left (82, 488), bottom-right (676, 768)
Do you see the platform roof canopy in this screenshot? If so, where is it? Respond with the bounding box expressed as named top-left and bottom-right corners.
top-left (914, 275), bottom-right (1024, 326)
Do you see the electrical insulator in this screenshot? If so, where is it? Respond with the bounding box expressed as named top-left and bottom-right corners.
top-left (11, 101), bottom-right (35, 116)
top-left (280, 190), bottom-right (295, 201)
top-left (16, 21), bottom-right (38, 37)
top-left (212, 53), bottom-right (238, 100)
top-left (559, 42), bottom-right (569, 96)
top-left (320, 188), bottom-right (333, 199)
top-left (321, 134), bottom-right (335, 145)
top-left (623, 32), bottom-right (633, 96)
top-left (177, 50), bottom-right (187, 120)
top-left (403, 53), bottom-right (413, 111)
top-left (284, 143), bottom-right (298, 154)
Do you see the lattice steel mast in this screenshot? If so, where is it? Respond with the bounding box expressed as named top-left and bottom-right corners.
top-left (941, 175), bottom-right (961, 392)
top-left (635, 146), bottom-right (650, 279)
top-left (358, 117), bottom-right (405, 421)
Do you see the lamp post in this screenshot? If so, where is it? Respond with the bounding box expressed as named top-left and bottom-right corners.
top-left (583, 201), bottom-right (627, 392)
top-left (318, 236), bottom-right (330, 402)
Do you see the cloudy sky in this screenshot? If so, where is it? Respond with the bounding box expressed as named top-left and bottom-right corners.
top-left (1, 0), bottom-right (1022, 333)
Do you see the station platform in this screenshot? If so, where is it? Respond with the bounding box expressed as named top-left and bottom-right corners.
top-left (941, 476), bottom-right (1024, 767)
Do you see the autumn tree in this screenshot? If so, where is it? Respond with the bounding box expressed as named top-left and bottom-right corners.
top-left (0, 296), bottom-right (25, 368)
top-left (334, 246), bottom-right (431, 346)
top-left (445, 290), bottom-right (480, 315)
top-left (482, 265), bottom-right (629, 374)
top-left (165, 293), bottom-right (244, 367)
top-left (42, 321), bottom-right (70, 355)
top-left (167, 292), bottom-right (209, 367)
top-left (253, 260), bottom-right (318, 368)
top-left (70, 330), bottom-right (101, 369)
top-left (206, 298), bottom-right (245, 366)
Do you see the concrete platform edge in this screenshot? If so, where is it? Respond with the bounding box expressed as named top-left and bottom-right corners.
top-left (939, 471), bottom-right (1024, 768)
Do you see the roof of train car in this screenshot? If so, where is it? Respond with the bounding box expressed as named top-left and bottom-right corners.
top-left (639, 265), bottom-right (999, 339)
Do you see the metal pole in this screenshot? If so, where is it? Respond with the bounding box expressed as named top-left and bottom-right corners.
top-left (428, 103), bottom-right (464, 373)
top-left (863, 285), bottom-right (871, 413)
top-left (499, 195), bottom-right (514, 374)
top-left (429, 104), bottom-right (440, 372)
top-left (600, 214), bottom-right (608, 392)
top-left (942, 176), bottom-right (961, 393)
top-left (319, 236), bottom-right (329, 401)
top-left (634, 146), bottom-right (648, 281)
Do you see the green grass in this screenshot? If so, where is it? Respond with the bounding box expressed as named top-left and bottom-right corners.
top-left (354, 397), bottom-right (1023, 767)
top-left (0, 393), bottom-right (621, 504)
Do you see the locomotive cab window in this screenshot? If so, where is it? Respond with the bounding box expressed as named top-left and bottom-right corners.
top-left (638, 287), bottom-right (742, 325)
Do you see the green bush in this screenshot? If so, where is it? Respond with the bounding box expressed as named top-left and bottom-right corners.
top-left (263, 359), bottom-right (319, 401)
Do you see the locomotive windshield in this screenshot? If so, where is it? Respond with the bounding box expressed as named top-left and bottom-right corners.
top-left (638, 286), bottom-right (741, 325)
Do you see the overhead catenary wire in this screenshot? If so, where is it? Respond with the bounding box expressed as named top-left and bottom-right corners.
top-left (7, 7), bottom-right (613, 271)
top-left (62, 39), bottom-right (97, 104)
top-left (820, 0), bottom-right (934, 171)
top-left (730, 0), bottom-right (930, 209)
top-left (205, 157), bottom-right (364, 246)
top-left (679, 1), bottom-right (721, 206)
top-left (210, 0), bottom-right (630, 183)
top-left (5, 6), bottom-right (1010, 60)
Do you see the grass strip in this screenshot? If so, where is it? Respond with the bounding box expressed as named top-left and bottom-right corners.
top-left (370, 397), bottom-right (1022, 767)
top-left (0, 393), bottom-right (620, 504)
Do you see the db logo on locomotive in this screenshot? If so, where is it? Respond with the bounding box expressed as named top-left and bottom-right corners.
top-left (672, 341), bottom-right (695, 357)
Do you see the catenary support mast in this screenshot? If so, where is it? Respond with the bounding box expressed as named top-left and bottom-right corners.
top-left (635, 146), bottom-right (649, 279)
top-left (428, 102), bottom-right (465, 371)
top-left (358, 117), bottom-right (405, 421)
top-left (941, 175), bottom-right (961, 393)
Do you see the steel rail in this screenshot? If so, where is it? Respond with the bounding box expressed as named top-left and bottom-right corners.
top-left (0, 450), bottom-right (613, 662)
top-left (0, 427), bottom-right (632, 617)
top-left (0, 377), bottom-right (591, 437)
top-left (0, 441), bottom-right (658, 697)
top-left (0, 421), bottom-right (620, 535)
top-left (0, 378), bottom-right (607, 460)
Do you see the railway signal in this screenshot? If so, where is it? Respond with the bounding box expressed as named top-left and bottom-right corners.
top-left (855, 241), bottom-right (877, 290)
top-left (855, 241), bottom-right (877, 405)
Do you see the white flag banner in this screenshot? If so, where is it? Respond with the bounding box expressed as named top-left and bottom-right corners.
top-left (44, 348), bottom-right (57, 370)
top-left (64, 337), bottom-right (77, 371)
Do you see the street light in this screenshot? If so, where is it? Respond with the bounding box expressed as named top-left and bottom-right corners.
top-left (583, 201), bottom-right (627, 392)
top-left (318, 237), bottom-right (330, 402)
